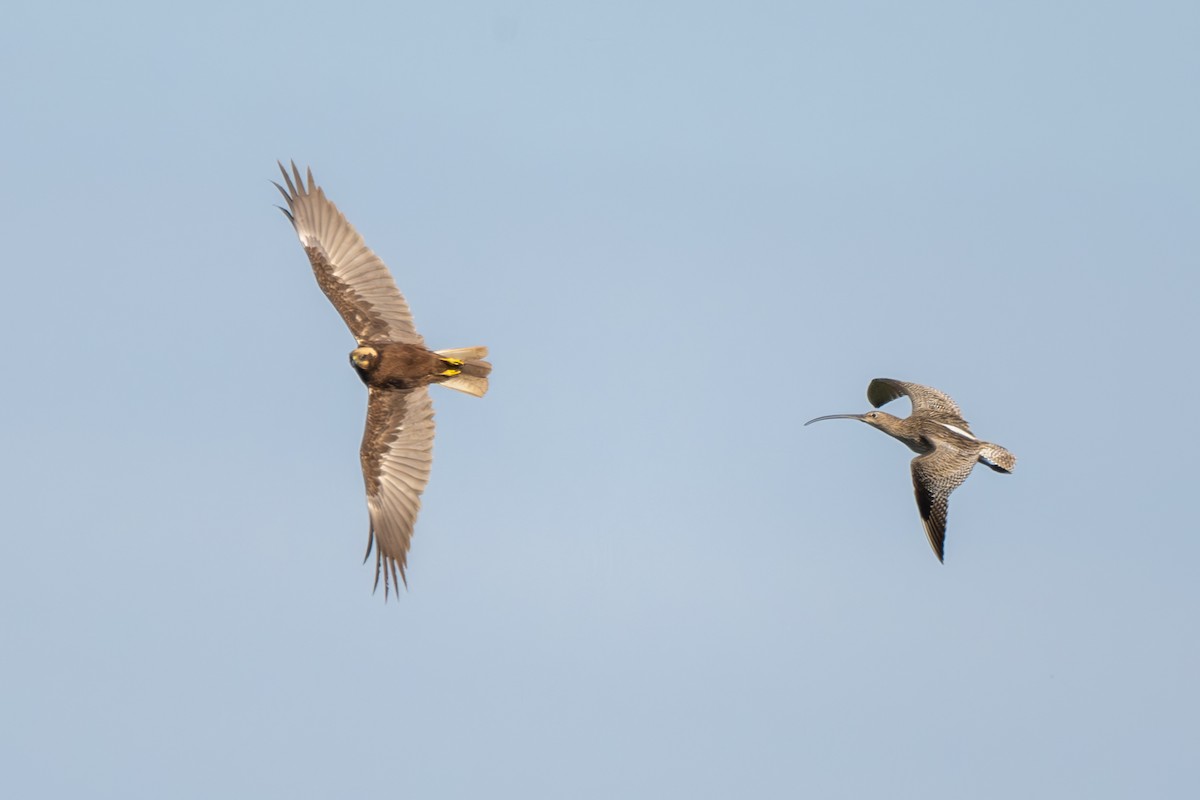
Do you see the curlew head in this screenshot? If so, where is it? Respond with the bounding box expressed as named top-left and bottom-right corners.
top-left (350, 346), bottom-right (379, 373)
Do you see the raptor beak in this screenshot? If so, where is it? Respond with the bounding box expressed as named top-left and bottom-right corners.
top-left (804, 413), bottom-right (865, 426)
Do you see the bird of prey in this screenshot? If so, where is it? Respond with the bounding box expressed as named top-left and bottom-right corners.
top-left (805, 379), bottom-right (1015, 561)
top-left (274, 162), bottom-right (491, 596)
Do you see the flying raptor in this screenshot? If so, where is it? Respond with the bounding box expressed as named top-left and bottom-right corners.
top-left (806, 379), bottom-right (1015, 561)
top-left (275, 162), bottom-right (491, 596)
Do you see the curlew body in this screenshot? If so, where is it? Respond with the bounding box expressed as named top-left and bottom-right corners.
top-left (806, 378), bottom-right (1015, 562)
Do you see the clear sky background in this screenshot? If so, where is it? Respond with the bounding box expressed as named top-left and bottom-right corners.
top-left (2, 1), bottom-right (1197, 797)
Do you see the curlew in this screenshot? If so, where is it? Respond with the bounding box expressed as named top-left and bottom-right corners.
top-left (805, 379), bottom-right (1015, 562)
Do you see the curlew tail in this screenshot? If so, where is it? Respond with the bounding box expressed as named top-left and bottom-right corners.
top-left (435, 347), bottom-right (492, 397)
top-left (977, 443), bottom-right (1015, 473)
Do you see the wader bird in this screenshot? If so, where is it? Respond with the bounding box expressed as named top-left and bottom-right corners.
top-left (806, 379), bottom-right (1015, 561)
top-left (275, 162), bottom-right (491, 596)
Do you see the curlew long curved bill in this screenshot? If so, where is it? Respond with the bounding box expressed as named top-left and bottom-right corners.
top-left (804, 413), bottom-right (866, 426)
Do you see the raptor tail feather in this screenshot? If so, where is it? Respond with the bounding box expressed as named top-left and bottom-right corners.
top-left (436, 346), bottom-right (491, 397)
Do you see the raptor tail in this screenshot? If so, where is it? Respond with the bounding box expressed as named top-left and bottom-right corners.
top-left (436, 346), bottom-right (491, 397)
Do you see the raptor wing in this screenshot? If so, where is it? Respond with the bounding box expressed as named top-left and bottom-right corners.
top-left (275, 162), bottom-right (424, 346)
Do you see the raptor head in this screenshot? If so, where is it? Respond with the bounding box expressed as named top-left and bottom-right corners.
top-left (349, 346), bottom-right (379, 373)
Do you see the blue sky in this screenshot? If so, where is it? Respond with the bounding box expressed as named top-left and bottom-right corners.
top-left (2, 1), bottom-right (1197, 797)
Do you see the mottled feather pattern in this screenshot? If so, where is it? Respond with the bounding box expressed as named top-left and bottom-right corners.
top-left (910, 449), bottom-right (977, 562)
top-left (978, 443), bottom-right (1017, 473)
top-left (868, 378), bottom-right (964, 418)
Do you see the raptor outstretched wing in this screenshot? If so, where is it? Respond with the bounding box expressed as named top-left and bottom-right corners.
top-left (360, 386), bottom-right (436, 597)
top-left (275, 162), bottom-right (424, 346)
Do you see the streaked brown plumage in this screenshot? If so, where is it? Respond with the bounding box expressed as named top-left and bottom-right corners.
top-left (806, 378), bottom-right (1015, 562)
top-left (274, 162), bottom-right (491, 596)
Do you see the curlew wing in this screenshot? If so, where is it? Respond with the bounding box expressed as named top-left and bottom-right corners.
top-left (275, 162), bottom-right (424, 346)
top-left (360, 387), bottom-right (436, 597)
top-left (868, 378), bottom-right (963, 418)
top-left (910, 447), bottom-right (977, 562)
